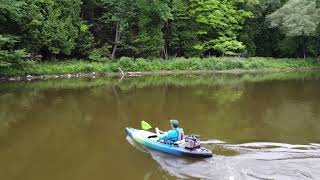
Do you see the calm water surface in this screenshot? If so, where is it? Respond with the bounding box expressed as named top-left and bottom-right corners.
top-left (1, 72), bottom-right (320, 180)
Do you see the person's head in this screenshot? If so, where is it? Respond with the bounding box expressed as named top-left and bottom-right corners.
top-left (170, 119), bottom-right (179, 129)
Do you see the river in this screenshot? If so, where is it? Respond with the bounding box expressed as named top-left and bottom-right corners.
top-left (0, 71), bottom-right (320, 180)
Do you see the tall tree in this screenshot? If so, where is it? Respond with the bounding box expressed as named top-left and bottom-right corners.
top-left (0, 0), bottom-right (29, 69)
top-left (189, 0), bottom-right (252, 56)
top-left (165, 0), bottom-right (199, 57)
top-left (136, 0), bottom-right (172, 57)
top-left (101, 0), bottom-right (137, 59)
top-left (0, 0), bottom-right (25, 35)
top-left (238, 0), bottom-right (288, 57)
top-left (22, 0), bottom-right (89, 59)
top-left (268, 0), bottom-right (320, 58)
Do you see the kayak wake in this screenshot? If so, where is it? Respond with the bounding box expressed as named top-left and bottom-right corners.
top-left (126, 135), bottom-right (320, 179)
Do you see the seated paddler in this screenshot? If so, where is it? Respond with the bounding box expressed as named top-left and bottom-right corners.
top-left (156, 119), bottom-right (184, 144)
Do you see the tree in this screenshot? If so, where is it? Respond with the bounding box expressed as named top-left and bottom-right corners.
top-left (22, 0), bottom-right (89, 59)
top-left (165, 0), bottom-right (200, 57)
top-left (0, 0), bottom-right (25, 49)
top-left (189, 0), bottom-right (252, 56)
top-left (238, 0), bottom-right (288, 57)
top-left (0, 0), bottom-right (30, 69)
top-left (0, 0), bottom-right (23, 30)
top-left (101, 0), bottom-right (136, 59)
top-left (268, 0), bottom-right (320, 58)
top-left (136, 0), bottom-right (173, 57)
top-left (83, 0), bottom-right (141, 59)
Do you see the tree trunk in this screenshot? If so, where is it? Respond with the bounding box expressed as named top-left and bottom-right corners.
top-left (302, 35), bottom-right (307, 59)
top-left (316, 34), bottom-right (320, 59)
top-left (161, 47), bottom-right (168, 59)
top-left (50, 53), bottom-right (57, 62)
top-left (303, 37), bottom-right (306, 59)
top-left (111, 22), bottom-right (121, 60)
top-left (31, 50), bottom-right (36, 59)
top-left (112, 85), bottom-right (129, 123)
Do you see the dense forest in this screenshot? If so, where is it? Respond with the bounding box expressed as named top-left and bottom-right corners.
top-left (1, 0), bottom-right (320, 69)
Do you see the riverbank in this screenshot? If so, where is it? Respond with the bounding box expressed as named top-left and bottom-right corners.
top-left (1, 71), bottom-right (320, 92)
top-left (1, 57), bottom-right (320, 81)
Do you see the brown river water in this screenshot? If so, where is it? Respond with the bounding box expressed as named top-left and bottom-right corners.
top-left (0, 71), bottom-right (320, 180)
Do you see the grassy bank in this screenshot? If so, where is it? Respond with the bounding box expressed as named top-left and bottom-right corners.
top-left (1, 57), bottom-right (320, 76)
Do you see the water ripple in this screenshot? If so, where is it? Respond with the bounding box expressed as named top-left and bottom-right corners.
top-left (148, 142), bottom-right (320, 179)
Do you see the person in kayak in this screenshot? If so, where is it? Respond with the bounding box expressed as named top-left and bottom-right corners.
top-left (156, 119), bottom-right (184, 144)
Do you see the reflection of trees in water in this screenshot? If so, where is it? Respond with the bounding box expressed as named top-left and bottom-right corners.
top-left (0, 91), bottom-right (44, 136)
top-left (169, 75), bottom-right (320, 144)
top-left (0, 89), bottom-right (125, 180)
top-left (0, 87), bottom-right (119, 136)
top-left (193, 86), bottom-right (244, 105)
top-left (213, 89), bottom-right (243, 105)
top-left (1, 71), bottom-right (320, 142)
top-left (1, 71), bottom-right (320, 92)
top-left (206, 80), bottom-right (320, 144)
top-left (111, 85), bottom-right (131, 124)
top-left (259, 81), bottom-right (320, 143)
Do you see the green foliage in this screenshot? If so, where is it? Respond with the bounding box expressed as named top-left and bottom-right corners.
top-left (167, 0), bottom-right (199, 57)
top-left (0, 0), bottom-right (25, 27)
top-left (0, 0), bottom-right (32, 70)
top-left (135, 0), bottom-right (172, 56)
top-left (88, 49), bottom-right (106, 62)
top-left (88, 45), bottom-right (111, 62)
top-left (2, 57), bottom-right (319, 76)
top-left (1, 0), bottom-right (320, 75)
top-left (0, 49), bottom-right (31, 68)
top-left (0, 35), bottom-right (32, 71)
top-left (100, 0), bottom-right (138, 58)
top-left (237, 0), bottom-right (288, 57)
top-left (74, 24), bottom-right (95, 57)
top-left (211, 36), bottom-right (245, 55)
top-left (268, 0), bottom-right (320, 37)
top-left (268, 0), bottom-right (320, 58)
top-left (190, 0), bottom-right (252, 55)
top-left (22, 0), bottom-right (93, 58)
top-left (0, 34), bottom-right (19, 49)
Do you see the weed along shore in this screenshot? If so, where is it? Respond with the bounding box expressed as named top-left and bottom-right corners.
top-left (2, 68), bottom-right (320, 82)
top-left (1, 57), bottom-right (320, 82)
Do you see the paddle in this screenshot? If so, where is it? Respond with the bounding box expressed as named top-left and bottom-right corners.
top-left (141, 121), bottom-right (161, 137)
top-left (141, 120), bottom-right (152, 130)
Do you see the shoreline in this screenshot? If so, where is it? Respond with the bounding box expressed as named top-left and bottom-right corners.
top-left (1, 67), bottom-right (320, 82)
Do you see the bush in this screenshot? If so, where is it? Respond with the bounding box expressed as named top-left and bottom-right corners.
top-left (0, 35), bottom-right (34, 74)
top-left (88, 44), bottom-right (111, 62)
top-left (0, 49), bottom-right (33, 69)
top-left (88, 49), bottom-right (109, 62)
top-left (1, 56), bottom-right (320, 76)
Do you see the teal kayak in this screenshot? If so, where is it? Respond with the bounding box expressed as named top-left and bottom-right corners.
top-left (126, 127), bottom-right (212, 158)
